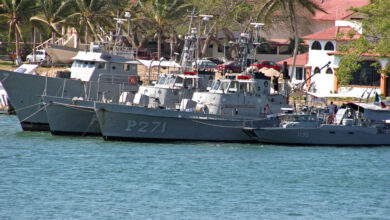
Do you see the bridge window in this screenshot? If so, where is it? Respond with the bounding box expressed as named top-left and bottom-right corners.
top-left (98, 62), bottom-right (105, 69)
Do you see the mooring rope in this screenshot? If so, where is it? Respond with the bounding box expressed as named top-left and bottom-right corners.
top-left (7, 102), bottom-right (43, 115)
top-left (81, 117), bottom-right (98, 137)
top-left (20, 103), bottom-right (50, 123)
top-left (190, 117), bottom-right (267, 129)
top-left (50, 101), bottom-right (94, 113)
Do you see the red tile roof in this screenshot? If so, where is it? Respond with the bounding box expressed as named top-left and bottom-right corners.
top-left (302, 26), bottom-right (361, 41)
top-left (277, 53), bottom-right (309, 66)
top-left (328, 51), bottom-right (390, 58)
top-left (312, 0), bottom-right (370, 21)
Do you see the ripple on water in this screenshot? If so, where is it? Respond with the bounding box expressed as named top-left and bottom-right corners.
top-left (0, 115), bottom-right (390, 219)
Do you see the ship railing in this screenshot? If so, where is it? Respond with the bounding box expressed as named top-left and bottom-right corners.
top-left (97, 73), bottom-right (137, 85)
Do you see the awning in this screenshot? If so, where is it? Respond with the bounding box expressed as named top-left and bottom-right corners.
top-left (138, 59), bottom-right (181, 68)
top-left (259, 67), bottom-right (281, 77)
top-left (15, 64), bottom-right (39, 74)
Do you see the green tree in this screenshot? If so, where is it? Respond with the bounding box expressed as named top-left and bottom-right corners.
top-left (258, 0), bottom-right (325, 77)
top-left (194, 0), bottom-right (253, 59)
top-left (136, 0), bottom-right (192, 59)
top-left (337, 0), bottom-right (390, 86)
top-left (30, 0), bottom-right (73, 44)
top-left (67, 0), bottom-right (112, 44)
top-left (0, 0), bottom-right (35, 64)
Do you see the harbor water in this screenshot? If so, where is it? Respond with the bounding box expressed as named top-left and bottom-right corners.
top-left (1, 115), bottom-right (390, 219)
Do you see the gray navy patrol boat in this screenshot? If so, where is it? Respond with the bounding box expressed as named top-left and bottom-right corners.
top-left (41, 17), bottom-right (215, 136)
top-left (95, 71), bottom-right (289, 142)
top-left (246, 103), bottom-right (390, 146)
top-left (1, 44), bottom-right (139, 132)
top-left (94, 31), bottom-right (290, 142)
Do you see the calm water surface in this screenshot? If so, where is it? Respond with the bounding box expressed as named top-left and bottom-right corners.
top-left (1, 115), bottom-right (390, 219)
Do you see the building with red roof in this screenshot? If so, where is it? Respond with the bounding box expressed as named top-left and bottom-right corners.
top-left (312, 0), bottom-right (370, 21)
top-left (278, 22), bottom-right (390, 98)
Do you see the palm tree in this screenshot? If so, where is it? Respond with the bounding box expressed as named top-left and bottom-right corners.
top-left (68, 0), bottom-right (112, 44)
top-left (136, 0), bottom-right (192, 59)
top-left (0, 0), bottom-right (35, 64)
top-left (258, 0), bottom-right (326, 79)
top-left (30, 0), bottom-right (73, 44)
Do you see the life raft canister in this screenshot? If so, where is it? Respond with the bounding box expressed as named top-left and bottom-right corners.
top-left (129, 76), bottom-right (137, 85)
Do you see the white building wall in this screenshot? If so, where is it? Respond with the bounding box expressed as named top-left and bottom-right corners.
top-left (335, 20), bottom-right (363, 34)
top-left (306, 39), bottom-right (337, 95)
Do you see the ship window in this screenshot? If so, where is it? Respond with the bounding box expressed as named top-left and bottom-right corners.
top-left (212, 80), bottom-right (221, 91)
top-left (157, 75), bottom-right (167, 85)
top-left (228, 81), bottom-right (238, 93)
top-left (239, 83), bottom-right (253, 93)
top-left (326, 68), bottom-right (333, 74)
top-left (82, 62), bottom-right (88, 68)
top-left (311, 41), bottom-right (322, 50)
top-left (220, 81), bottom-right (230, 91)
top-left (324, 41), bottom-right (334, 51)
top-left (71, 61), bottom-right (79, 68)
top-left (112, 65), bottom-right (116, 70)
top-left (88, 62), bottom-right (95, 68)
top-left (175, 77), bottom-right (184, 84)
top-left (184, 78), bottom-right (193, 88)
top-left (123, 64), bottom-right (129, 71)
top-left (166, 76), bottom-right (176, 85)
top-left (98, 62), bottom-right (105, 69)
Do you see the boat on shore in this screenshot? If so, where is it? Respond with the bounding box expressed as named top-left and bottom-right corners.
top-left (45, 44), bottom-right (79, 64)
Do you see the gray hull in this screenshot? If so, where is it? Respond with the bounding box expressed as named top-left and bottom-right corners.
top-left (0, 70), bottom-right (136, 131)
top-left (250, 125), bottom-right (390, 146)
top-left (43, 96), bottom-right (100, 136)
top-left (95, 102), bottom-right (278, 142)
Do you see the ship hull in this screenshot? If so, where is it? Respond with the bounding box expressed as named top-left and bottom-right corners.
top-left (0, 70), bottom-right (135, 131)
top-left (250, 125), bottom-right (390, 146)
top-left (43, 96), bottom-right (100, 136)
top-left (95, 102), bottom-right (278, 142)
top-left (46, 44), bottom-right (79, 64)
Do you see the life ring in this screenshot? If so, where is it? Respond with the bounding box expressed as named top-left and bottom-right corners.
top-left (326, 115), bottom-right (334, 124)
top-left (129, 76), bottom-right (137, 85)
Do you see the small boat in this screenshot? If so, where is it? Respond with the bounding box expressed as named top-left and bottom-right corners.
top-left (245, 106), bottom-right (390, 146)
top-left (45, 44), bottom-right (79, 64)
